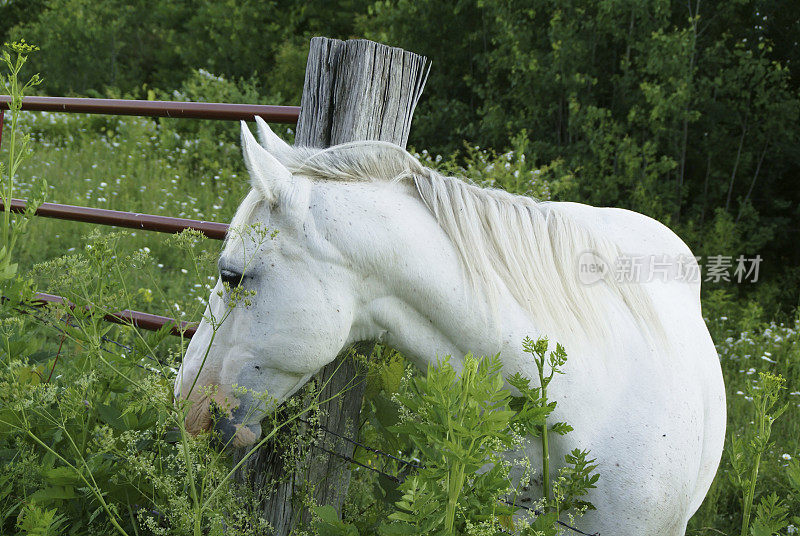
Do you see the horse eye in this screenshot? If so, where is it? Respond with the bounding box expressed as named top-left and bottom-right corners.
top-left (220, 268), bottom-right (244, 288)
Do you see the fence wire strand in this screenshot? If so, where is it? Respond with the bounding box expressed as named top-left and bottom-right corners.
top-left (306, 416), bottom-right (600, 536)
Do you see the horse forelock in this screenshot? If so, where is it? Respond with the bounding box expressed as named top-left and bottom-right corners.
top-left (229, 140), bottom-right (663, 348)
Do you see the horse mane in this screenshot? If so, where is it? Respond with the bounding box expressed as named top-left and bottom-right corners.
top-left (232, 140), bottom-right (662, 348)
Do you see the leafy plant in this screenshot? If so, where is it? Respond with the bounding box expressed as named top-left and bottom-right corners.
top-left (509, 337), bottom-right (598, 520)
top-left (385, 354), bottom-right (517, 535)
top-left (0, 40), bottom-right (44, 285)
top-left (372, 341), bottom-right (598, 536)
top-left (728, 371), bottom-right (789, 536)
top-left (749, 493), bottom-right (788, 536)
top-left (15, 502), bottom-right (67, 536)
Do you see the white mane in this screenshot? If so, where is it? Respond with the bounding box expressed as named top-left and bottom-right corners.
top-left (229, 141), bottom-right (662, 348)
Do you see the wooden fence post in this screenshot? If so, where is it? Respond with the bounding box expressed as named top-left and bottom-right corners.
top-left (234, 37), bottom-right (429, 534)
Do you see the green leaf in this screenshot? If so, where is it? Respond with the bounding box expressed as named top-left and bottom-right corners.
top-left (378, 523), bottom-right (418, 536)
top-left (96, 403), bottom-right (125, 431)
top-left (29, 485), bottom-right (78, 502)
top-left (15, 502), bottom-right (67, 536)
top-left (41, 467), bottom-right (81, 486)
top-left (311, 505), bottom-right (359, 536)
top-left (750, 493), bottom-right (788, 536)
top-left (551, 421), bottom-right (574, 435)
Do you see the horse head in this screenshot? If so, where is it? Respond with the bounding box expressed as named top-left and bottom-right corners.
top-left (174, 119), bottom-right (471, 447)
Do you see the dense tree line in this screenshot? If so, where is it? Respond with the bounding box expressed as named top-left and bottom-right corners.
top-left (2, 0), bottom-right (799, 311)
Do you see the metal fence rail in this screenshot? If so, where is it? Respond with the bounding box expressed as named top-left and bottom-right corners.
top-left (33, 292), bottom-right (197, 337)
top-left (1, 198), bottom-right (229, 239)
top-left (1, 94), bottom-right (295, 336)
top-left (0, 95), bottom-right (300, 122)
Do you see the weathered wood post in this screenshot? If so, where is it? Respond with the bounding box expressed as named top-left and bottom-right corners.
top-left (235, 37), bottom-right (429, 534)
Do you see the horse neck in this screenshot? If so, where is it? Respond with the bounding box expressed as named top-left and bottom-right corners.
top-left (328, 181), bottom-right (545, 374)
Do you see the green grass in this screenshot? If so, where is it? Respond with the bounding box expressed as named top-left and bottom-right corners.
top-left (3, 111), bottom-right (251, 317)
top-left (689, 313), bottom-right (800, 535)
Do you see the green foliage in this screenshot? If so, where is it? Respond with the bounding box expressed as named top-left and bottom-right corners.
top-left (361, 348), bottom-right (598, 536)
top-left (15, 503), bottom-right (67, 536)
top-left (2, 6), bottom-right (800, 534)
top-left (511, 337), bottom-right (598, 518)
top-left (312, 505), bottom-right (360, 536)
top-left (729, 372), bottom-right (789, 536)
top-left (156, 68), bottom-right (284, 179)
top-left (1, 230), bottom-right (265, 536)
top-left (416, 133), bottom-right (557, 200)
top-left (749, 493), bottom-right (788, 536)
top-left (689, 309), bottom-right (799, 535)
top-left (0, 41), bottom-right (44, 285)
top-left (385, 355), bottom-right (517, 534)
top-left (3, 0), bottom-right (370, 100)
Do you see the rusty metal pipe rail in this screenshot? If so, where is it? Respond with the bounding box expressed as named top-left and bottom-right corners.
top-left (3, 199), bottom-right (221, 338)
top-left (0, 95), bottom-right (300, 123)
top-left (1, 198), bottom-right (229, 239)
top-left (0, 94), bottom-right (281, 340)
top-left (33, 292), bottom-right (197, 338)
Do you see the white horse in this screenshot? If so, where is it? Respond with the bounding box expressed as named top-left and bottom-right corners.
top-left (175, 118), bottom-right (726, 535)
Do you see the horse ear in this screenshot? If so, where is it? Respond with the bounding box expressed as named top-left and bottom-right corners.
top-left (255, 116), bottom-right (293, 163)
top-left (240, 121), bottom-right (292, 205)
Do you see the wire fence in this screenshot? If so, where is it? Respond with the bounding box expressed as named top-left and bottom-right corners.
top-left (304, 417), bottom-right (601, 536)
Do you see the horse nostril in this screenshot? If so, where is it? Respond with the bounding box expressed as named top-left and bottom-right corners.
top-left (254, 365), bottom-right (261, 371)
top-left (211, 416), bottom-right (239, 448)
top-left (211, 416), bottom-right (261, 449)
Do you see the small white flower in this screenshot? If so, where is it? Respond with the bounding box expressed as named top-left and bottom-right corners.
top-left (782, 453), bottom-right (792, 461)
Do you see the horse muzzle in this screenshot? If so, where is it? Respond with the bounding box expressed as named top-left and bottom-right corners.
top-left (211, 403), bottom-right (262, 448)
top-left (182, 390), bottom-right (262, 448)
